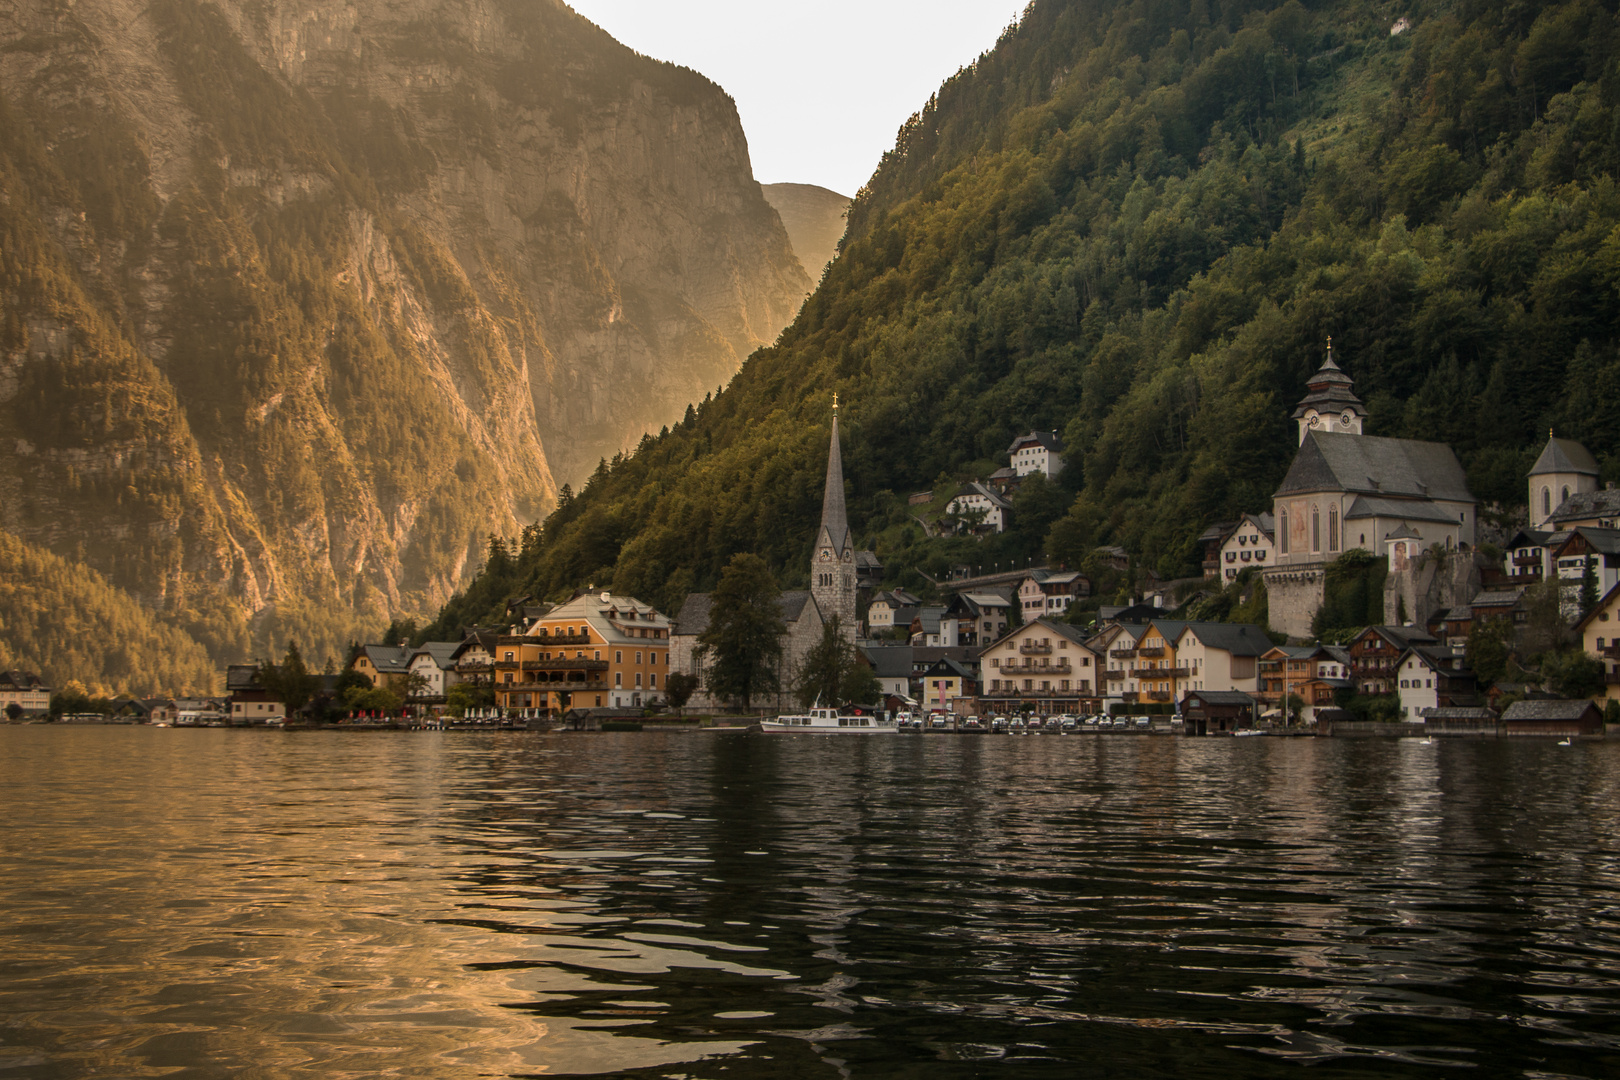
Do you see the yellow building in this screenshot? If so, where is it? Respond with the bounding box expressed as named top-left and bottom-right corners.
top-left (1574, 582), bottom-right (1620, 705)
top-left (495, 591), bottom-right (671, 714)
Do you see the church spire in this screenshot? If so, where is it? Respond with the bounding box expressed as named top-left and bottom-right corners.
top-left (1292, 338), bottom-right (1367, 444)
top-left (818, 396), bottom-right (850, 555)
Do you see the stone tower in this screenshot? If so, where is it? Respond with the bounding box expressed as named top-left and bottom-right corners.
top-left (810, 398), bottom-right (858, 642)
top-left (1528, 432), bottom-right (1599, 529)
top-left (1292, 339), bottom-right (1368, 444)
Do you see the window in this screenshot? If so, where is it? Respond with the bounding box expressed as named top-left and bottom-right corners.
top-left (614, 673), bottom-right (622, 687)
top-left (1543, 487), bottom-right (1552, 517)
top-left (636, 652), bottom-right (643, 664)
top-left (1280, 511), bottom-right (1289, 554)
top-left (504, 651), bottom-right (514, 661)
top-left (615, 651), bottom-right (622, 663)
top-left (1328, 507), bottom-right (1340, 551)
top-left (1312, 505), bottom-right (1321, 552)
top-left (635, 674), bottom-right (643, 688)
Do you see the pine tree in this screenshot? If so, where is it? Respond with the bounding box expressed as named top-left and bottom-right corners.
top-left (698, 554), bottom-right (785, 710)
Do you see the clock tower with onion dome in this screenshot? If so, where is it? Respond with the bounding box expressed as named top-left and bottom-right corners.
top-left (1292, 339), bottom-right (1367, 444)
top-left (810, 395), bottom-right (858, 643)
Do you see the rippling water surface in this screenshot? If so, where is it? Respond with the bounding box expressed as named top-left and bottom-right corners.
top-left (3, 728), bottom-right (1620, 1078)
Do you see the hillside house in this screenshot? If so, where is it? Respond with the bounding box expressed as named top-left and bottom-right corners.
top-left (1217, 513), bottom-right (1275, 582)
top-left (946, 482), bottom-right (1011, 534)
top-left (1008, 431), bottom-right (1065, 478)
top-left (1574, 582), bottom-right (1620, 705)
top-left (1531, 436), bottom-right (1602, 528)
top-left (1017, 570), bottom-right (1090, 619)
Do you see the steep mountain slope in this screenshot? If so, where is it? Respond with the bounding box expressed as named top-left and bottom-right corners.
top-left (762, 183), bottom-right (851, 283)
top-left (0, 0), bottom-right (808, 676)
top-left (426, 0), bottom-right (1620, 629)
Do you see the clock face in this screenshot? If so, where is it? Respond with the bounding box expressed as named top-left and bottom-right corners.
top-left (1308, 413), bottom-right (1321, 428)
top-left (819, 550), bottom-right (832, 561)
top-left (1340, 410), bottom-right (1354, 427)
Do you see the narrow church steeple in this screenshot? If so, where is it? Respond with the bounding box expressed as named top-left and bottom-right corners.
top-left (811, 393), bottom-right (857, 640)
top-left (1293, 337), bottom-right (1368, 444)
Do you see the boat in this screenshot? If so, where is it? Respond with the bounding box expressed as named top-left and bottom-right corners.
top-left (759, 706), bottom-right (898, 734)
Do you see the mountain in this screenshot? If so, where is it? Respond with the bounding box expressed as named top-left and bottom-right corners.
top-left (0, 0), bottom-right (809, 683)
top-left (424, 0), bottom-right (1620, 632)
top-left (762, 183), bottom-right (851, 283)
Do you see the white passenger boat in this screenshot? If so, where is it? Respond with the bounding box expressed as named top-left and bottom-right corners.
top-left (759, 706), bottom-right (898, 734)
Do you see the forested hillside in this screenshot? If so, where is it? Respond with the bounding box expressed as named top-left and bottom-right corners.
top-left (435, 0), bottom-right (1620, 631)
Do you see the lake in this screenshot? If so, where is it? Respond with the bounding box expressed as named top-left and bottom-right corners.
top-left (1, 728), bottom-right (1618, 1078)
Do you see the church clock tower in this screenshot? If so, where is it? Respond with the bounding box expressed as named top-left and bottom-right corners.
top-left (811, 395), bottom-right (858, 642)
top-left (1292, 339), bottom-right (1367, 444)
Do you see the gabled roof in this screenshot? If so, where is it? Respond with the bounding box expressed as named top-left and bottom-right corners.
top-left (1530, 436), bottom-right (1599, 477)
top-left (779, 590), bottom-right (814, 623)
top-left (1276, 431), bottom-right (1474, 503)
top-left (924, 657), bottom-right (977, 680)
top-left (1557, 526), bottom-right (1620, 557)
top-left (673, 593), bottom-right (713, 637)
top-left (1382, 523), bottom-right (1424, 541)
top-left (1163, 621), bottom-right (1271, 657)
top-left (951, 481), bottom-right (1012, 509)
top-left (1355, 625), bottom-right (1439, 650)
top-left (410, 642), bottom-right (462, 670)
top-left (1398, 645), bottom-right (1471, 675)
top-left (1573, 581), bottom-right (1620, 634)
top-left (1471, 588), bottom-right (1527, 610)
top-left (1503, 528), bottom-right (1559, 549)
top-left (1549, 489), bottom-right (1620, 525)
top-left (1501, 699), bottom-right (1602, 721)
top-left (860, 646), bottom-right (914, 679)
top-left (1345, 496), bottom-right (1464, 525)
top-left (225, 664), bottom-right (265, 692)
top-left (1007, 430), bottom-right (1063, 454)
top-left (358, 645), bottom-right (414, 673)
top-left (1420, 706), bottom-right (1497, 721)
top-left (1184, 690), bottom-right (1257, 705)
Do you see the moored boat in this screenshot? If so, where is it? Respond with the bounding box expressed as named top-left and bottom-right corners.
top-left (759, 706), bottom-right (898, 734)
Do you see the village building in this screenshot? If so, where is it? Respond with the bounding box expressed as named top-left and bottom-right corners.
top-left (920, 657), bottom-right (980, 714)
top-left (450, 631), bottom-right (498, 685)
top-left (225, 664), bottom-right (285, 724)
top-left (1094, 620), bottom-right (1267, 709)
top-left (496, 591), bottom-right (670, 713)
top-left (1264, 345), bottom-right (1477, 637)
top-left (907, 606), bottom-right (948, 647)
top-left (940, 591), bottom-right (1011, 647)
top-left (866, 589), bottom-right (922, 634)
top-left (1181, 690), bottom-right (1258, 735)
top-left (0, 670), bottom-right (51, 716)
top-left (1197, 521), bottom-right (1239, 579)
top-left (1008, 431), bottom-right (1065, 478)
top-left (353, 644), bottom-right (414, 690)
top-left (1257, 645), bottom-right (1353, 721)
top-left (1550, 527), bottom-right (1620, 615)
top-left (1216, 513), bottom-right (1275, 582)
top-left (978, 619), bottom-right (1100, 715)
top-left (945, 482), bottom-right (1011, 534)
top-left (1394, 644), bottom-right (1477, 719)
top-left (1573, 582), bottom-right (1620, 705)
top-left (861, 645), bottom-right (916, 704)
top-left (406, 642), bottom-right (462, 705)
top-left (1530, 435), bottom-right (1601, 529)
top-left (1499, 699), bottom-right (1605, 738)
top-left (1345, 625), bottom-right (1438, 695)
top-left (1500, 528), bottom-right (1559, 585)
top-left (1017, 570), bottom-right (1090, 619)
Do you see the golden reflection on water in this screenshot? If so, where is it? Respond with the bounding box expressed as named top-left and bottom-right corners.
top-left (2, 727), bottom-right (1620, 1079)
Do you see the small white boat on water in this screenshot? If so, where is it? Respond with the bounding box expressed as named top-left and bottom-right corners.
top-left (759, 706), bottom-right (898, 734)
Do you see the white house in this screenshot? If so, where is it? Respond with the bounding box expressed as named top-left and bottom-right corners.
top-left (407, 642), bottom-right (462, 702)
top-left (867, 589), bottom-right (921, 632)
top-left (1217, 513), bottom-right (1275, 582)
top-left (1395, 645), bottom-right (1476, 719)
top-left (1008, 431), bottom-right (1065, 478)
top-left (946, 482), bottom-right (1011, 534)
top-left (1017, 571), bottom-right (1089, 618)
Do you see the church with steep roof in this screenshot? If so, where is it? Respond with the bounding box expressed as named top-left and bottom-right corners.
top-left (667, 398), bottom-right (860, 706)
top-left (1264, 345), bottom-right (1478, 637)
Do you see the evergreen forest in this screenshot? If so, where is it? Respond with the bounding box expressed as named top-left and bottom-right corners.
top-left (428, 0), bottom-right (1620, 634)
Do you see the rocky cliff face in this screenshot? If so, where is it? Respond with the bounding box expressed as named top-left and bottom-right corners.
top-left (0, 0), bottom-right (809, 667)
top-left (761, 183), bottom-right (850, 285)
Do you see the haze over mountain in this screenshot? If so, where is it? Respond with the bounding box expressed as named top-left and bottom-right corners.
top-left (761, 183), bottom-right (852, 283)
top-left (0, 0), bottom-right (809, 688)
top-left (425, 0), bottom-right (1620, 637)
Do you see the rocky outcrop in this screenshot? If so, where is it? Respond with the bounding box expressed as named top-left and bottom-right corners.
top-left (0, 0), bottom-right (809, 664)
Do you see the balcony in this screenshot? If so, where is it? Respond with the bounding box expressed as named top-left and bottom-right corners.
top-left (522, 659), bottom-right (609, 672)
top-left (1020, 642), bottom-right (1053, 655)
top-left (1146, 691), bottom-right (1174, 702)
top-left (506, 677), bottom-right (609, 692)
top-left (1110, 649), bottom-right (1137, 660)
top-left (1606, 671), bottom-right (1620, 685)
top-left (1104, 670), bottom-right (1126, 681)
top-left (1130, 666), bottom-right (1189, 678)
top-left (1002, 661), bottom-right (1071, 674)
top-left (1138, 646), bottom-right (1165, 658)
top-left (530, 631), bottom-right (594, 645)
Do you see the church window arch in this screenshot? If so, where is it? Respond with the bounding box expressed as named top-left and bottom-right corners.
top-left (1562, 485), bottom-right (1571, 506)
top-left (1543, 487), bottom-right (1552, 517)
top-left (1311, 506), bottom-right (1321, 553)
top-left (1279, 511), bottom-right (1288, 554)
top-left (1328, 507), bottom-right (1339, 552)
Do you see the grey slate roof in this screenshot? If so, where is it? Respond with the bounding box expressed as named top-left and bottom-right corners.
top-left (1549, 489), bottom-right (1620, 525)
top-left (860, 646), bottom-right (914, 679)
top-left (1291, 351), bottom-right (1367, 420)
top-left (817, 413), bottom-right (852, 555)
top-left (953, 481), bottom-right (1012, 509)
top-left (673, 593), bottom-right (714, 637)
top-left (1168, 621), bottom-right (1271, 657)
top-left (360, 645), bottom-right (414, 673)
top-left (1275, 431), bottom-right (1474, 503)
top-left (1501, 699), bottom-right (1603, 721)
top-left (1381, 522), bottom-right (1425, 540)
top-left (1185, 690), bottom-right (1257, 705)
top-left (1530, 437), bottom-right (1599, 477)
top-left (412, 642), bottom-right (462, 671)
top-left (1007, 430), bottom-right (1063, 454)
top-left (1471, 589), bottom-right (1526, 609)
top-left (779, 590), bottom-right (813, 623)
top-left (1420, 707), bottom-right (1498, 720)
top-left (1563, 526), bottom-right (1620, 555)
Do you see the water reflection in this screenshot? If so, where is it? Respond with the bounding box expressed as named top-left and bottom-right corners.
top-left (1, 729), bottom-right (1619, 1078)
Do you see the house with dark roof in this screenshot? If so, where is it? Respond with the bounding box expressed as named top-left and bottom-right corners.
top-left (1531, 435), bottom-right (1601, 529)
top-left (1499, 699), bottom-right (1604, 738)
top-left (1257, 645), bottom-right (1353, 720)
top-left (1394, 644), bottom-right (1477, 718)
top-left (1573, 581), bottom-right (1620, 706)
top-left (0, 670), bottom-right (51, 716)
top-left (1008, 430), bottom-right (1065, 479)
top-left (1181, 690), bottom-right (1258, 735)
top-left (1216, 513), bottom-right (1276, 583)
top-left (860, 645), bottom-right (916, 702)
top-left (979, 618), bottom-right (1101, 715)
top-left (1550, 527), bottom-right (1620, 616)
top-left (1265, 345), bottom-right (1476, 637)
top-left (941, 591), bottom-right (1012, 647)
top-left (946, 481), bottom-right (1012, 534)
top-left (920, 657), bottom-right (980, 714)
top-left (1347, 625), bottom-right (1439, 695)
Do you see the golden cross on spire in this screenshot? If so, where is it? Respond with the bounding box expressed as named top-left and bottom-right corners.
top-left (833, 391), bottom-right (839, 414)
top-left (1326, 335), bottom-right (1333, 358)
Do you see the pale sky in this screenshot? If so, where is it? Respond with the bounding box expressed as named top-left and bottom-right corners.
top-left (565, 0), bottom-right (1030, 197)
